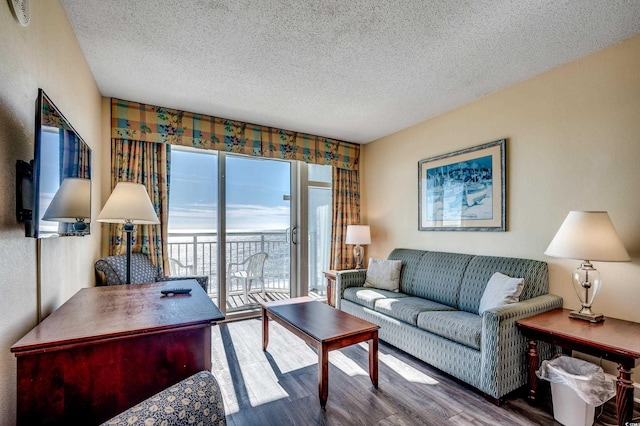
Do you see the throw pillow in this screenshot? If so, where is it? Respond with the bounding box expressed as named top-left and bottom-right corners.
top-left (364, 258), bottom-right (402, 292)
top-left (478, 272), bottom-right (525, 315)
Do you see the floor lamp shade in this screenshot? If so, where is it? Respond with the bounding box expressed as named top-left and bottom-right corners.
top-left (97, 182), bottom-right (160, 225)
top-left (97, 182), bottom-right (160, 284)
top-left (544, 211), bottom-right (629, 322)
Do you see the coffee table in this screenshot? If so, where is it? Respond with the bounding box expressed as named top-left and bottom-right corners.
top-left (261, 296), bottom-right (380, 407)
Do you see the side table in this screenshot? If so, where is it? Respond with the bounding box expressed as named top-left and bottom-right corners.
top-left (323, 270), bottom-right (337, 307)
top-left (516, 308), bottom-right (640, 426)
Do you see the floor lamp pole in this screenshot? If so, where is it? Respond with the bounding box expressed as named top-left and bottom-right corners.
top-left (124, 222), bottom-right (134, 284)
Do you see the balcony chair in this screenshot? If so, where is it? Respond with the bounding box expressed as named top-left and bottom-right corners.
top-left (95, 253), bottom-right (209, 292)
top-left (227, 252), bottom-right (268, 304)
top-left (169, 257), bottom-right (194, 275)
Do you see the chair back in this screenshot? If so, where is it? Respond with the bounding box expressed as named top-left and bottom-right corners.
top-left (246, 252), bottom-right (268, 278)
top-left (95, 253), bottom-right (159, 285)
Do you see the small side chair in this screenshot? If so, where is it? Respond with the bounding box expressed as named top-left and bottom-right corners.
top-left (227, 252), bottom-right (268, 304)
top-left (95, 253), bottom-right (209, 292)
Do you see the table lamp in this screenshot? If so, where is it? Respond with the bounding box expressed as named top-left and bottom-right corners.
top-left (97, 182), bottom-right (160, 284)
top-left (42, 177), bottom-right (91, 232)
top-left (544, 211), bottom-right (630, 322)
top-left (345, 225), bottom-right (371, 269)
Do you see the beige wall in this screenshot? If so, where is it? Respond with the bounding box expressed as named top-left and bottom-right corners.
top-left (362, 34), bottom-right (640, 378)
top-left (0, 1), bottom-right (102, 424)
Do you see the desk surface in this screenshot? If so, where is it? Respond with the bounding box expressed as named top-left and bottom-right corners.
top-left (12, 280), bottom-right (224, 355)
top-left (517, 308), bottom-right (640, 359)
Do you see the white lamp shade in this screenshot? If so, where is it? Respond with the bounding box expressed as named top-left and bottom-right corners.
top-left (345, 225), bottom-right (371, 245)
top-left (97, 182), bottom-right (160, 224)
top-left (544, 211), bottom-right (630, 262)
top-left (42, 177), bottom-right (91, 222)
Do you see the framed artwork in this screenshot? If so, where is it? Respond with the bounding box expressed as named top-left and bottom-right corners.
top-left (418, 139), bottom-right (506, 231)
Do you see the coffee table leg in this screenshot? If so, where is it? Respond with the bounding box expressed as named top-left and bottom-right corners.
top-left (616, 361), bottom-right (635, 426)
top-left (262, 307), bottom-right (269, 351)
top-left (369, 331), bottom-right (378, 388)
top-left (319, 343), bottom-right (329, 408)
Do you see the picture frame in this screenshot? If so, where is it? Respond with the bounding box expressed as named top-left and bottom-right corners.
top-left (418, 139), bottom-right (506, 231)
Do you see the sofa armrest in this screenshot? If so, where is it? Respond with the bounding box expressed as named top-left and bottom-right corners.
top-left (335, 270), bottom-right (366, 309)
top-left (480, 294), bottom-right (563, 399)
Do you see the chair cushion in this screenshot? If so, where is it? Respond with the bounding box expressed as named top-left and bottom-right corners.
top-left (374, 296), bottom-right (456, 326)
top-left (343, 287), bottom-right (409, 310)
top-left (100, 371), bottom-right (225, 425)
top-left (416, 311), bottom-right (482, 350)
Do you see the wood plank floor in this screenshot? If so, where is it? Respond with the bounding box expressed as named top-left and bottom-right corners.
top-left (211, 318), bottom-right (638, 425)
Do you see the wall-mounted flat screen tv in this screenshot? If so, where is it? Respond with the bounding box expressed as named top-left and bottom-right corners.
top-left (29, 89), bottom-right (92, 238)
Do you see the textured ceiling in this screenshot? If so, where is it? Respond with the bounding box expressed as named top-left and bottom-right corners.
top-left (60, 1), bottom-right (640, 144)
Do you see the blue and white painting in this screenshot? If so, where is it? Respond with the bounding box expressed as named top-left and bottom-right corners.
top-left (425, 155), bottom-right (493, 221)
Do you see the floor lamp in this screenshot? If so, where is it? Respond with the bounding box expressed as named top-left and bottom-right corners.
top-left (97, 182), bottom-right (160, 284)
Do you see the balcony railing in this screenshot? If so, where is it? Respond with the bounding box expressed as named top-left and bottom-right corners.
top-left (167, 230), bottom-right (291, 297)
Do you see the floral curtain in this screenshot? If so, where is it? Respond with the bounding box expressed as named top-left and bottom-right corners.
top-left (330, 167), bottom-right (361, 270)
top-left (109, 138), bottom-right (170, 275)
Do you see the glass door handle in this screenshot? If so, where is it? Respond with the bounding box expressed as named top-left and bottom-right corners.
top-left (291, 227), bottom-right (298, 245)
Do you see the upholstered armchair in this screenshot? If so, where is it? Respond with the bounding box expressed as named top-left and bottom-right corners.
top-left (100, 371), bottom-right (225, 425)
top-left (94, 253), bottom-right (209, 292)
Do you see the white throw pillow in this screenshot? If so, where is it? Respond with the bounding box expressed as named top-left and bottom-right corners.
top-left (364, 258), bottom-right (402, 292)
top-left (478, 272), bottom-right (525, 315)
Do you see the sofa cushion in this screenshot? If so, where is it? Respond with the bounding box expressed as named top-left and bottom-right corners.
top-left (387, 249), bottom-right (428, 294)
top-left (410, 251), bottom-right (473, 308)
top-left (416, 311), bottom-right (482, 350)
top-left (343, 287), bottom-right (410, 310)
top-left (364, 258), bottom-right (402, 291)
top-left (478, 272), bottom-right (524, 315)
top-left (458, 255), bottom-right (549, 314)
top-left (374, 296), bottom-right (456, 325)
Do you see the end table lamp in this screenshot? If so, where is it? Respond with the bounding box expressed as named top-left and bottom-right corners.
top-left (345, 225), bottom-right (371, 269)
top-left (544, 211), bottom-right (629, 323)
top-left (97, 182), bottom-right (160, 284)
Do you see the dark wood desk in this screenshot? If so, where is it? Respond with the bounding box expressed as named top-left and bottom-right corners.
top-left (11, 280), bottom-right (224, 425)
top-left (517, 308), bottom-right (640, 426)
top-left (261, 296), bottom-right (379, 407)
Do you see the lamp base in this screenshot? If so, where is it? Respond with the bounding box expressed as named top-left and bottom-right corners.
top-left (568, 310), bottom-right (604, 323)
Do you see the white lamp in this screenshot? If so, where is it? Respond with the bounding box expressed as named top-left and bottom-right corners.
top-left (42, 177), bottom-right (91, 232)
top-left (97, 182), bottom-right (160, 284)
top-left (545, 211), bottom-right (630, 322)
top-left (345, 225), bottom-right (371, 269)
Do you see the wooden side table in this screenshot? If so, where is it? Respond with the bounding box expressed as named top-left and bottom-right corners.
top-left (517, 308), bottom-right (640, 426)
top-left (323, 270), bottom-right (337, 307)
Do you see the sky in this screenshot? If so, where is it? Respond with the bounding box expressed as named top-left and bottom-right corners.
top-left (168, 149), bottom-right (292, 232)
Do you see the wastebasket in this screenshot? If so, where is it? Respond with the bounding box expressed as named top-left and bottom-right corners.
top-left (536, 356), bottom-right (616, 426)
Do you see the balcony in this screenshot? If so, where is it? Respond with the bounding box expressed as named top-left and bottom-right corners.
top-left (167, 231), bottom-right (327, 310)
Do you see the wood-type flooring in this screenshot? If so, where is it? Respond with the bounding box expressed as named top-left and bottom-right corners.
top-left (211, 318), bottom-right (638, 425)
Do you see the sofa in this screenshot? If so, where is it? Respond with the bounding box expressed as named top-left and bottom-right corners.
top-left (336, 248), bottom-right (563, 401)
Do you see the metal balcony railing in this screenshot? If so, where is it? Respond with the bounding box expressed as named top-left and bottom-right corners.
top-left (167, 231), bottom-right (290, 296)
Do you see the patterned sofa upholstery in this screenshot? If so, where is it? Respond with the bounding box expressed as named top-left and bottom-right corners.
top-left (100, 371), bottom-right (226, 425)
top-left (95, 253), bottom-right (209, 292)
top-left (336, 248), bottom-right (563, 401)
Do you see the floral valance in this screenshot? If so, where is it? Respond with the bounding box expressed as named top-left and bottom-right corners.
top-left (111, 98), bottom-right (359, 170)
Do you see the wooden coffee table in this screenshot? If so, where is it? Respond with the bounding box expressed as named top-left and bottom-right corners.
top-left (261, 296), bottom-right (380, 407)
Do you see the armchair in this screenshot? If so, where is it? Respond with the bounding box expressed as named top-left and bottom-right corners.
top-left (95, 253), bottom-right (209, 292)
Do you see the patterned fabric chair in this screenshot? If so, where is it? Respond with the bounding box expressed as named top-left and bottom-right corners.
top-left (100, 371), bottom-right (226, 425)
top-left (95, 253), bottom-right (209, 292)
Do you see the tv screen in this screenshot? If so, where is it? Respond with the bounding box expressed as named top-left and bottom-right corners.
top-left (29, 89), bottom-right (92, 238)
